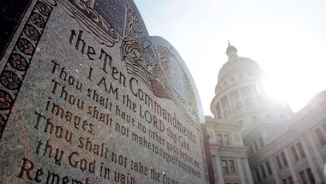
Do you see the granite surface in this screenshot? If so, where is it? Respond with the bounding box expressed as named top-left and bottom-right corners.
top-left (0, 0), bottom-right (209, 183)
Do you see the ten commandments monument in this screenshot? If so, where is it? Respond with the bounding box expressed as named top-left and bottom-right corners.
top-left (0, 0), bottom-right (210, 183)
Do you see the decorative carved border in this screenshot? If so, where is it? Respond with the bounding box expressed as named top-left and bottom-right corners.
top-left (158, 46), bottom-right (199, 122)
top-left (125, 0), bottom-right (142, 38)
top-left (59, 0), bottom-right (122, 47)
top-left (0, 1), bottom-right (53, 140)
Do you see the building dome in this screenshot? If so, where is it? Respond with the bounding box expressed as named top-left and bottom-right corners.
top-left (308, 90), bottom-right (326, 108)
top-left (211, 43), bottom-right (293, 131)
top-left (218, 44), bottom-right (261, 82)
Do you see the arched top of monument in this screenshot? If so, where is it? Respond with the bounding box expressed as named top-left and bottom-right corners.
top-left (108, 0), bottom-right (205, 124)
top-left (150, 36), bottom-right (205, 123)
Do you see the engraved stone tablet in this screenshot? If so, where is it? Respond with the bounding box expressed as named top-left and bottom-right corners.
top-left (0, 0), bottom-right (209, 183)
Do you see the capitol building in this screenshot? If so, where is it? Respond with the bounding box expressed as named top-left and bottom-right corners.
top-left (205, 43), bottom-right (326, 184)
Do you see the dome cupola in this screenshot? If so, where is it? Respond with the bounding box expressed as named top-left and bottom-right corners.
top-left (226, 41), bottom-right (238, 60)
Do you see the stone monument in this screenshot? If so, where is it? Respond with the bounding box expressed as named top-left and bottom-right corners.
top-left (0, 0), bottom-right (210, 183)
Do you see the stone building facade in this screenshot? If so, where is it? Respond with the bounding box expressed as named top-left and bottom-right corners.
top-left (205, 44), bottom-right (326, 184)
top-left (206, 116), bottom-right (254, 183)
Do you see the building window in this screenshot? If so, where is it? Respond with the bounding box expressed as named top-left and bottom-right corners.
top-left (207, 131), bottom-right (213, 140)
top-left (224, 135), bottom-right (230, 145)
top-left (315, 128), bottom-right (326, 146)
top-left (246, 98), bottom-right (252, 107)
top-left (282, 179), bottom-right (287, 184)
top-left (288, 176), bottom-right (294, 184)
top-left (237, 101), bottom-right (242, 110)
top-left (216, 133), bottom-right (231, 145)
top-left (280, 152), bottom-right (288, 167)
top-left (222, 160), bottom-right (228, 174)
top-left (260, 165), bottom-right (267, 178)
top-left (252, 116), bottom-right (258, 122)
top-left (216, 134), bottom-right (223, 144)
top-left (234, 134), bottom-right (240, 143)
top-left (323, 122), bottom-right (326, 132)
top-left (255, 168), bottom-right (261, 182)
top-left (296, 142), bottom-right (306, 158)
top-left (258, 137), bottom-right (264, 148)
top-left (299, 171), bottom-right (308, 184)
top-left (229, 160), bottom-right (236, 174)
top-left (291, 146), bottom-right (299, 161)
top-left (265, 161), bottom-right (272, 175)
top-left (249, 145), bottom-right (254, 155)
top-left (221, 159), bottom-right (236, 175)
top-left (306, 168), bottom-right (315, 184)
top-left (254, 141), bottom-right (259, 152)
top-left (276, 155), bottom-right (282, 169)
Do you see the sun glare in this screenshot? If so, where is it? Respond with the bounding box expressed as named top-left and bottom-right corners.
top-left (263, 70), bottom-right (314, 113)
top-left (263, 74), bottom-right (289, 102)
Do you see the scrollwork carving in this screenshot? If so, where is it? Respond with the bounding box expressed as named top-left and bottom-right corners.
top-left (158, 46), bottom-right (171, 80)
top-left (58, 0), bottom-right (121, 47)
top-left (157, 46), bottom-right (199, 121)
top-left (184, 74), bottom-right (199, 121)
top-left (126, 0), bottom-right (142, 38)
top-left (121, 36), bottom-right (171, 99)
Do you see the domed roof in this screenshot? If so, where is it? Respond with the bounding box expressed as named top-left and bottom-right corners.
top-left (308, 90), bottom-right (326, 107)
top-left (218, 44), bottom-right (261, 81)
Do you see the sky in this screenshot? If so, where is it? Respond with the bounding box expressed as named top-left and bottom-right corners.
top-left (133, 0), bottom-right (326, 116)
